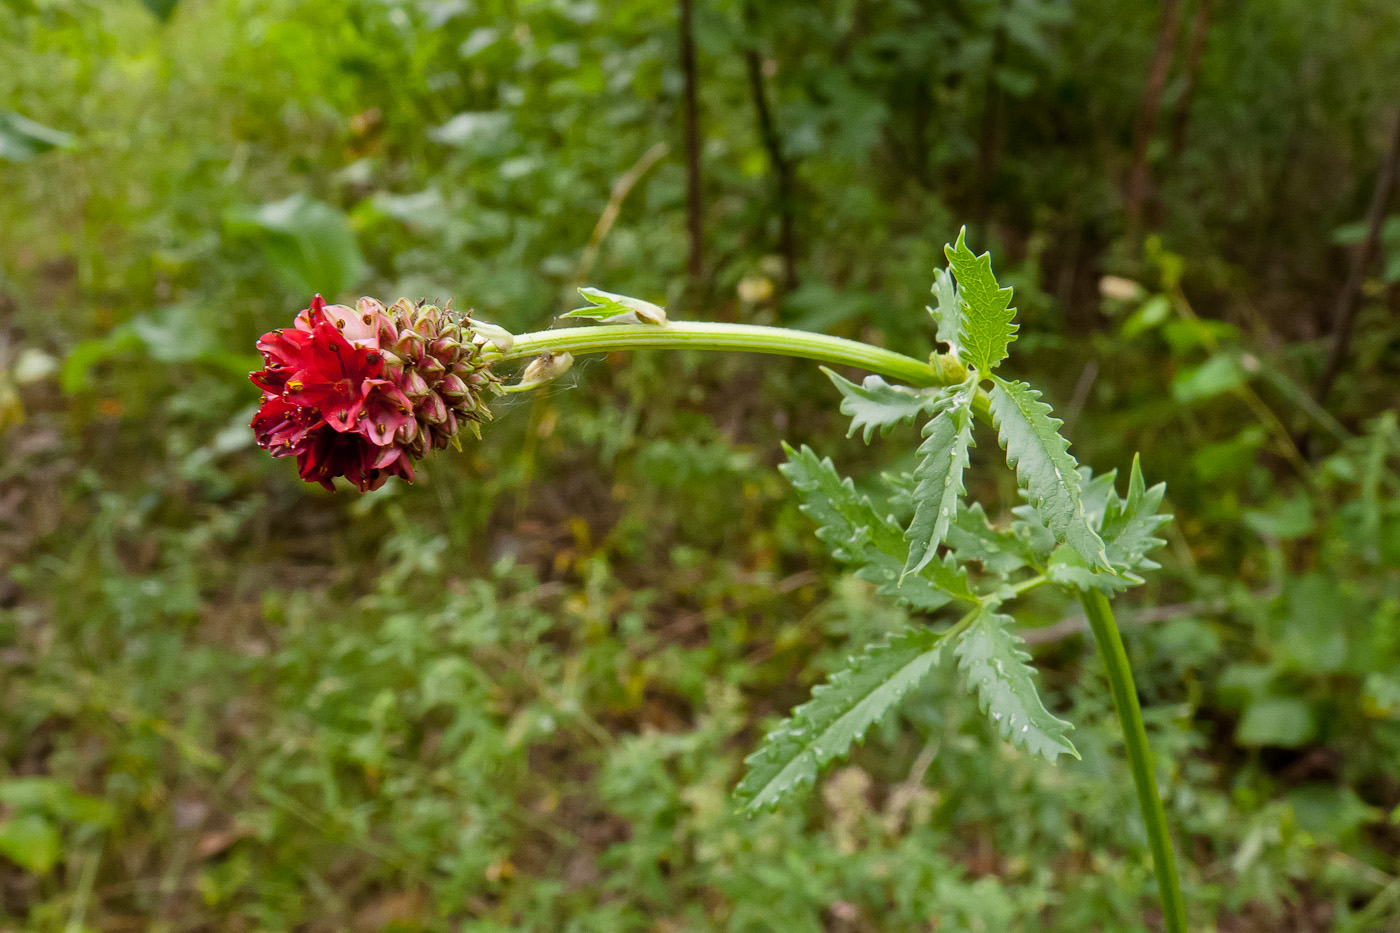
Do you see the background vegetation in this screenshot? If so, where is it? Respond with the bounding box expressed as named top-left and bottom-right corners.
top-left (2, 0), bottom-right (1399, 929)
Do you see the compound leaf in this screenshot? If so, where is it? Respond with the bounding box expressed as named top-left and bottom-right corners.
top-left (904, 382), bottom-right (977, 576)
top-left (989, 376), bottom-right (1110, 570)
top-left (955, 610), bottom-right (1078, 761)
top-left (945, 228), bottom-right (1017, 375)
top-left (822, 367), bottom-right (947, 443)
top-left (781, 445), bottom-right (976, 609)
top-left (946, 503), bottom-right (1030, 576)
top-left (1100, 453), bottom-right (1171, 576)
top-left (737, 626), bottom-right (947, 813)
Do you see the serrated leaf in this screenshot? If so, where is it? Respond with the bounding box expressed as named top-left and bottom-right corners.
top-left (945, 227), bottom-right (1017, 375)
top-left (564, 287), bottom-right (667, 325)
top-left (946, 503), bottom-right (1030, 576)
top-left (928, 266), bottom-right (963, 351)
top-left (822, 367), bottom-right (947, 443)
top-left (1079, 467), bottom-right (1119, 528)
top-left (1046, 545), bottom-right (1134, 592)
top-left (781, 445), bottom-right (977, 610)
top-left (955, 610), bottom-right (1078, 760)
top-left (1009, 504), bottom-right (1058, 565)
top-left (736, 626), bottom-right (947, 813)
top-left (989, 376), bottom-right (1110, 570)
top-left (904, 382), bottom-right (977, 576)
top-left (1100, 454), bottom-right (1171, 575)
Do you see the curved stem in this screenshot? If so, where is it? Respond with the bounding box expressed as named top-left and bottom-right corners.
top-left (1080, 590), bottom-right (1188, 933)
top-left (496, 322), bottom-right (964, 388)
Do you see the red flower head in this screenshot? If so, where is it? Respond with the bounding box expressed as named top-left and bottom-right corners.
top-left (251, 295), bottom-right (501, 491)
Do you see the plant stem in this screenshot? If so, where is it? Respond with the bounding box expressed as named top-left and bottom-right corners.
top-left (1080, 589), bottom-right (1188, 933)
top-left (497, 322), bottom-right (964, 388)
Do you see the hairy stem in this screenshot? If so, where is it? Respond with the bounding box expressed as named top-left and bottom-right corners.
top-left (1080, 589), bottom-right (1188, 933)
top-left (497, 322), bottom-right (962, 388)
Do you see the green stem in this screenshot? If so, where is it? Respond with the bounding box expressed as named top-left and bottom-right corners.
top-left (1080, 590), bottom-right (1188, 933)
top-left (497, 322), bottom-right (962, 388)
top-left (495, 322), bottom-right (996, 423)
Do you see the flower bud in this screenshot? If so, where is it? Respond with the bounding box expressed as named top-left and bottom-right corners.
top-left (517, 352), bottom-right (573, 389)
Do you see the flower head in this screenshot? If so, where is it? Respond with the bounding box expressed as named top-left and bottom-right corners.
top-left (251, 295), bottom-right (502, 491)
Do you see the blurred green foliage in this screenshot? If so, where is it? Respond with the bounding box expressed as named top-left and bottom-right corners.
top-left (1, 0), bottom-right (1399, 929)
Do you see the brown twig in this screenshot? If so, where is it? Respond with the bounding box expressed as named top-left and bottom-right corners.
top-left (1124, 0), bottom-right (1182, 233)
top-left (743, 40), bottom-right (798, 292)
top-left (1314, 103), bottom-right (1400, 404)
top-left (1167, 0), bottom-right (1214, 167)
top-left (678, 0), bottom-right (704, 281)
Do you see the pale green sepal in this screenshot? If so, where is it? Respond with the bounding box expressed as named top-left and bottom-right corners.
top-left (564, 287), bottom-right (668, 325)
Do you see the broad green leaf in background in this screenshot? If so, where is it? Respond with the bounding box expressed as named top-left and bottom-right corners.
top-left (564, 287), bottom-right (667, 325)
top-left (225, 193), bottom-right (367, 300)
top-left (904, 380), bottom-right (977, 576)
top-left (822, 367), bottom-right (948, 443)
top-left (781, 444), bottom-right (977, 610)
top-left (0, 815), bottom-right (60, 875)
top-left (1171, 353), bottom-right (1248, 403)
top-left (1236, 696), bottom-right (1317, 748)
top-left (429, 111), bottom-right (511, 147)
top-left (945, 228), bottom-right (1017, 376)
top-left (989, 377), bottom-right (1109, 569)
top-left (928, 265), bottom-right (963, 352)
top-left (736, 626), bottom-right (947, 813)
top-left (0, 110), bottom-right (74, 161)
top-left (1121, 294), bottom-right (1172, 339)
top-left (955, 609), bottom-right (1078, 760)
top-left (141, 0), bottom-right (180, 20)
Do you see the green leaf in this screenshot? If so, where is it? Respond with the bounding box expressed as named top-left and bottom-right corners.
top-left (429, 111), bottom-right (512, 147)
top-left (1171, 353), bottom-right (1248, 403)
top-left (225, 193), bottom-right (367, 299)
top-left (736, 626), bottom-right (947, 813)
top-left (822, 367), bottom-right (946, 443)
top-left (988, 376), bottom-right (1110, 569)
top-left (564, 287), bottom-right (667, 325)
top-left (0, 111), bottom-right (75, 162)
top-left (955, 610), bottom-right (1078, 761)
top-left (0, 815), bottom-right (61, 875)
top-left (927, 265), bottom-right (963, 351)
top-left (1046, 545), bottom-right (1132, 593)
top-left (780, 445), bottom-right (976, 610)
top-left (903, 382), bottom-right (977, 576)
top-left (1100, 454), bottom-right (1171, 576)
top-left (141, 0), bottom-right (180, 20)
top-left (945, 227), bottom-right (1017, 375)
top-left (1236, 696), bottom-right (1317, 748)
top-left (946, 503), bottom-right (1031, 576)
